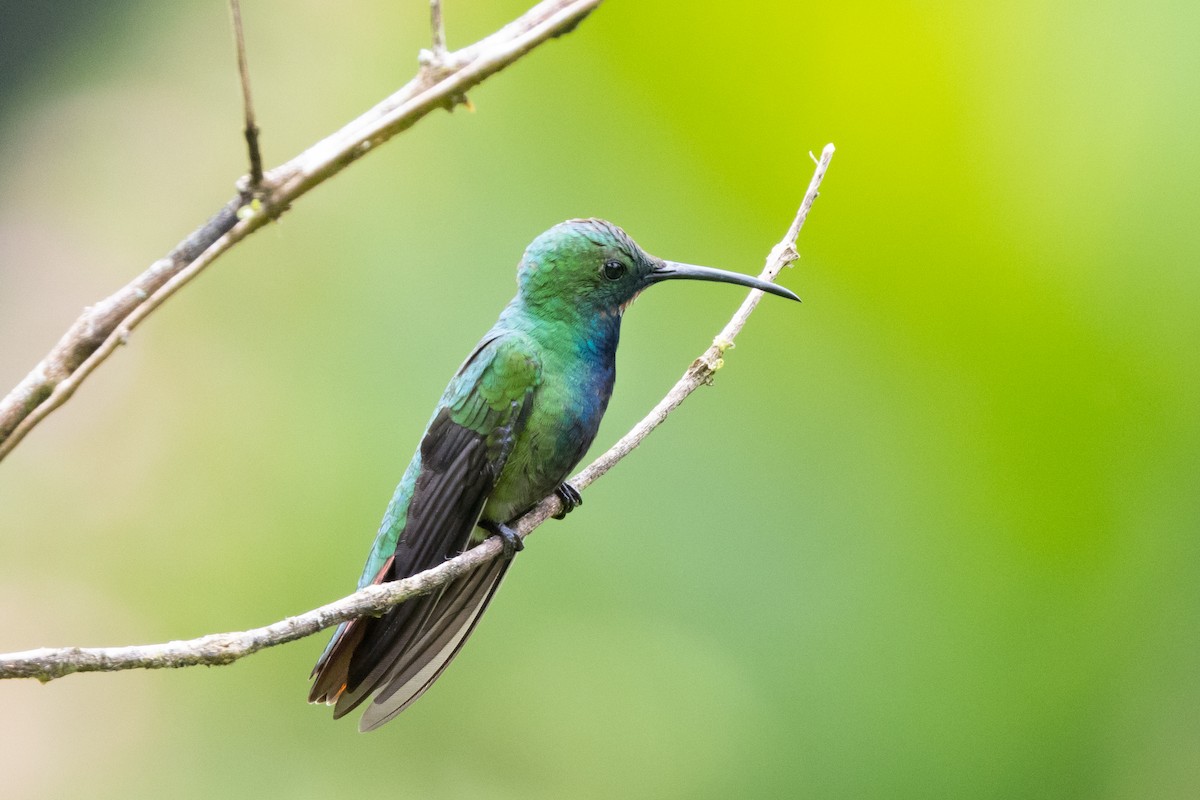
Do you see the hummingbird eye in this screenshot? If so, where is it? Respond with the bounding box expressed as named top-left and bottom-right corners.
top-left (602, 260), bottom-right (626, 281)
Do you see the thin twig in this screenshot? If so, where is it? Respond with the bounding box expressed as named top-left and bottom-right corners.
top-left (430, 0), bottom-right (448, 59)
top-left (229, 0), bottom-right (263, 188)
top-left (0, 144), bottom-right (835, 682)
top-left (0, 0), bottom-right (602, 464)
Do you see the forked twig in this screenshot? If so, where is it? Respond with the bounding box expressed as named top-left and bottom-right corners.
top-left (0, 144), bottom-right (835, 682)
top-left (0, 0), bottom-right (602, 463)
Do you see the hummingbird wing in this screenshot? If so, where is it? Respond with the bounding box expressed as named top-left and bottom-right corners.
top-left (308, 332), bottom-right (541, 727)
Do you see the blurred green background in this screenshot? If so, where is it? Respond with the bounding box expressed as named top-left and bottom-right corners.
top-left (2, 1), bottom-right (1198, 797)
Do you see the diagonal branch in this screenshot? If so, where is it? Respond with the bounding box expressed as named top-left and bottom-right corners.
top-left (0, 0), bottom-right (602, 464)
top-left (0, 144), bottom-right (835, 683)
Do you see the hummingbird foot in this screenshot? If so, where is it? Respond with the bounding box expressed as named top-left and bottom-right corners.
top-left (479, 520), bottom-right (524, 559)
top-left (552, 482), bottom-right (583, 520)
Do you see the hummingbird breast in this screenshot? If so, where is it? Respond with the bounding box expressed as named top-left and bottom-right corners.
top-left (481, 318), bottom-right (618, 525)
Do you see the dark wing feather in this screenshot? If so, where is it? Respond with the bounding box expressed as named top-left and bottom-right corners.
top-left (310, 333), bottom-right (539, 723)
top-left (335, 409), bottom-right (501, 710)
top-left (358, 555), bottom-right (511, 730)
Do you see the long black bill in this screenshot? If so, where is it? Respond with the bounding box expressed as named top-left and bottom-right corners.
top-left (649, 261), bottom-right (800, 302)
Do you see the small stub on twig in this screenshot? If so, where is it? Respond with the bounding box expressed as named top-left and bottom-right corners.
top-left (770, 242), bottom-right (800, 269)
top-left (236, 198), bottom-right (263, 221)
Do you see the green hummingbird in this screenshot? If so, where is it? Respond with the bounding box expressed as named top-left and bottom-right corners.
top-left (309, 219), bottom-right (799, 730)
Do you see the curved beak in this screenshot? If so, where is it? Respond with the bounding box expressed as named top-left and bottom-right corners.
top-left (648, 261), bottom-right (800, 302)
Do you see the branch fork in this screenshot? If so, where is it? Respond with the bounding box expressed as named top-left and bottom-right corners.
top-left (0, 0), bottom-right (835, 693)
top-left (0, 0), bottom-right (603, 463)
top-left (0, 143), bottom-right (835, 683)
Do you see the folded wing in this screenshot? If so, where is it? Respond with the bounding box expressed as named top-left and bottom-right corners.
top-left (308, 334), bottom-right (540, 729)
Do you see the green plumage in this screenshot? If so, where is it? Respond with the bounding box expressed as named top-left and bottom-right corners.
top-left (309, 219), bottom-right (798, 730)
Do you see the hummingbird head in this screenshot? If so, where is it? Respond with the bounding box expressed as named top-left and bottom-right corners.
top-left (515, 219), bottom-right (799, 318)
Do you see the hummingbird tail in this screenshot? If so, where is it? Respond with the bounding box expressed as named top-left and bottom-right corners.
top-left (330, 553), bottom-right (511, 731)
top-left (308, 555), bottom-right (396, 705)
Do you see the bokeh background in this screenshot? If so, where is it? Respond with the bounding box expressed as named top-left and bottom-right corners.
top-left (2, 1), bottom-right (1198, 797)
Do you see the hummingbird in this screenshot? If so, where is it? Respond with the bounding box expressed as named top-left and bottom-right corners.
top-left (309, 219), bottom-right (799, 731)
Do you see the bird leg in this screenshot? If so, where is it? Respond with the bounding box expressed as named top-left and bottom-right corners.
top-left (479, 520), bottom-right (524, 559)
top-left (552, 482), bottom-right (583, 520)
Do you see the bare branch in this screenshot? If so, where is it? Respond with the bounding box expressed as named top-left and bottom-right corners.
top-left (0, 144), bottom-right (835, 682)
top-left (0, 540), bottom-right (496, 681)
top-left (229, 0), bottom-right (264, 188)
top-left (0, 0), bottom-right (602, 464)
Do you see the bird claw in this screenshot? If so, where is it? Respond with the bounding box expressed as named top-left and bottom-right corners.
top-left (552, 482), bottom-right (583, 520)
top-left (481, 520), bottom-right (524, 559)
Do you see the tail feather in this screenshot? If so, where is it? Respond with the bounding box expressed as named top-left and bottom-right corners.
top-left (307, 555), bottom-right (394, 707)
top-left (309, 547), bottom-right (513, 728)
top-left (308, 619), bottom-right (365, 706)
top-left (358, 556), bottom-right (511, 731)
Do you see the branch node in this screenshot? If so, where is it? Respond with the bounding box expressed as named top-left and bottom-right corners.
top-left (417, 48), bottom-right (441, 70)
top-left (2, 1), bottom-right (604, 461)
top-left (236, 198), bottom-right (264, 221)
top-left (418, 50), bottom-right (461, 92)
top-left (770, 242), bottom-right (800, 268)
top-left (689, 353), bottom-right (720, 384)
